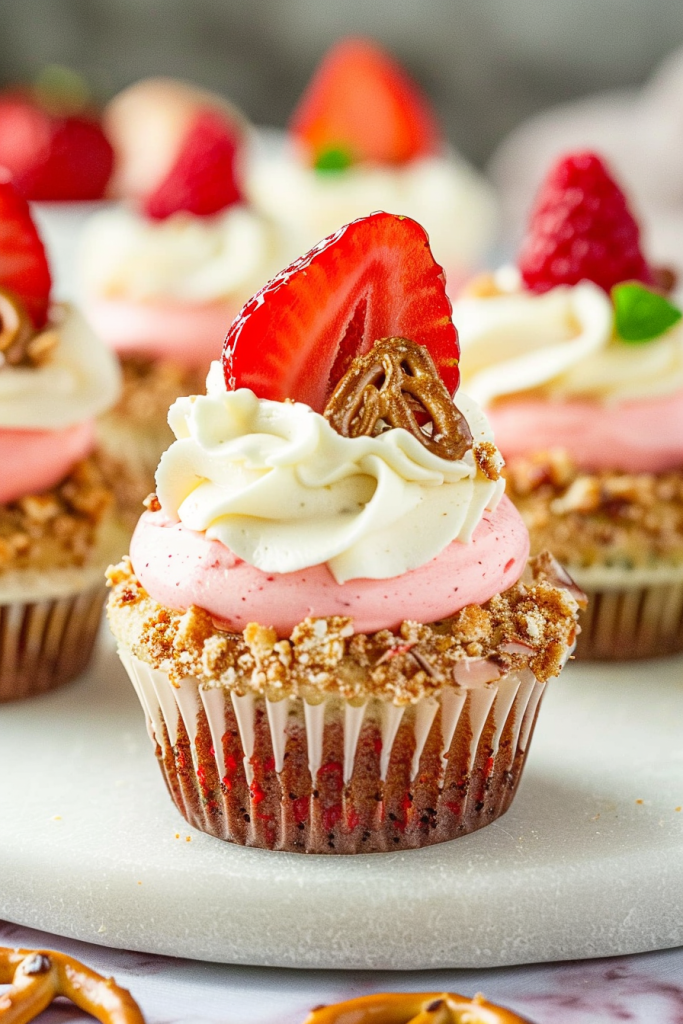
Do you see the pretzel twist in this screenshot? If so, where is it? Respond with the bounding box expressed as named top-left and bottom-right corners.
top-left (324, 338), bottom-right (472, 461)
top-left (303, 991), bottom-right (534, 1024)
top-left (0, 289), bottom-right (56, 369)
top-left (0, 947), bottom-right (145, 1024)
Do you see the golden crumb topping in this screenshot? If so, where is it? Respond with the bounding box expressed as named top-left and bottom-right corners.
top-left (506, 449), bottom-right (683, 569)
top-left (106, 553), bottom-right (581, 701)
top-left (113, 355), bottom-right (206, 429)
top-left (0, 453), bottom-right (116, 573)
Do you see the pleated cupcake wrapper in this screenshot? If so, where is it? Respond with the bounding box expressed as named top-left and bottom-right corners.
top-left (0, 584), bottom-right (106, 702)
top-left (120, 650), bottom-right (548, 854)
top-left (576, 579), bottom-right (683, 660)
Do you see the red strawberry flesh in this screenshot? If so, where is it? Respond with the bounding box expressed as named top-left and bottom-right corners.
top-left (0, 174), bottom-right (52, 328)
top-left (290, 37), bottom-right (441, 166)
top-left (223, 211), bottom-right (459, 412)
top-left (144, 107), bottom-right (242, 220)
top-left (518, 150), bottom-right (653, 294)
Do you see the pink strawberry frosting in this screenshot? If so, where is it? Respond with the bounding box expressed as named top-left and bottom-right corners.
top-left (0, 421), bottom-right (96, 504)
top-left (130, 494), bottom-right (529, 636)
top-left (488, 391), bottom-right (683, 473)
top-left (85, 297), bottom-right (235, 367)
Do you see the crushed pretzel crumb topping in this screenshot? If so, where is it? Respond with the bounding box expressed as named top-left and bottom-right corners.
top-left (107, 553), bottom-right (581, 702)
top-left (0, 452), bottom-right (117, 572)
top-left (112, 355), bottom-right (207, 428)
top-left (474, 441), bottom-right (502, 481)
top-left (506, 449), bottom-right (683, 568)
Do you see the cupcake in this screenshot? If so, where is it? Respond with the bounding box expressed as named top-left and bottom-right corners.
top-left (79, 78), bottom-right (283, 494)
top-left (107, 212), bottom-right (581, 853)
top-left (453, 150), bottom-right (683, 659)
top-left (246, 37), bottom-right (497, 292)
top-left (0, 175), bottom-right (125, 700)
top-left (0, 66), bottom-right (114, 301)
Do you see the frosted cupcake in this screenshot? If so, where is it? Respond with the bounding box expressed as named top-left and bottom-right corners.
top-left (0, 176), bottom-right (124, 700)
top-left (107, 212), bottom-right (581, 853)
top-left (246, 37), bottom-right (497, 291)
top-left (454, 150), bottom-right (683, 659)
top-left (79, 78), bottom-right (283, 492)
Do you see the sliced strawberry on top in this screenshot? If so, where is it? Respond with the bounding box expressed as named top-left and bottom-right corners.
top-left (223, 211), bottom-right (459, 411)
top-left (290, 37), bottom-right (441, 167)
top-left (0, 174), bottom-right (51, 327)
top-left (518, 150), bottom-right (653, 295)
top-left (144, 107), bottom-right (243, 220)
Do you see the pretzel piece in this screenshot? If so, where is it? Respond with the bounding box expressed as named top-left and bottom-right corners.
top-left (303, 991), bottom-right (534, 1024)
top-left (324, 337), bottom-right (472, 461)
top-left (0, 947), bottom-right (145, 1024)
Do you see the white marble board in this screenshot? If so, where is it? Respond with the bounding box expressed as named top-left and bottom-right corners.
top-left (0, 630), bottom-right (682, 971)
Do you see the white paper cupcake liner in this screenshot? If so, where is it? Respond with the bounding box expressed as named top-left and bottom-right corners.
top-left (576, 579), bottom-right (683, 659)
top-left (119, 650), bottom-right (549, 854)
top-left (0, 584), bottom-right (106, 702)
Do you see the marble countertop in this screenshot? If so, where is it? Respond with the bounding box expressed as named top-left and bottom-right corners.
top-left (1, 920), bottom-right (682, 1023)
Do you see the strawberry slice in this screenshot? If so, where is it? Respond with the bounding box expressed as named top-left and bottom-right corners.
top-left (0, 173), bottom-right (51, 328)
top-left (290, 37), bottom-right (441, 167)
top-left (144, 108), bottom-right (242, 220)
top-left (0, 92), bottom-right (114, 202)
top-left (222, 211), bottom-right (459, 411)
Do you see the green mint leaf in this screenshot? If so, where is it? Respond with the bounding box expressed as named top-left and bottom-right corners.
top-left (314, 146), bottom-right (354, 173)
top-left (612, 281), bottom-right (682, 343)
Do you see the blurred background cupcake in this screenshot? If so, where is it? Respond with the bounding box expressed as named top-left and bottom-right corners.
top-left (453, 151), bottom-right (683, 660)
top-left (79, 77), bottom-right (284, 496)
top-left (0, 177), bottom-right (125, 700)
top-left (245, 37), bottom-right (498, 291)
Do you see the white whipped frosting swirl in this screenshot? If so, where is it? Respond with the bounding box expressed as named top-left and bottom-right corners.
top-left (454, 267), bottom-right (683, 407)
top-left (80, 203), bottom-right (281, 303)
top-left (0, 303), bottom-right (121, 430)
top-left (155, 363), bottom-right (504, 583)
top-left (246, 144), bottom-right (498, 276)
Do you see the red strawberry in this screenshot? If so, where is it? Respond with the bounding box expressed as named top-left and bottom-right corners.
top-left (0, 92), bottom-right (114, 201)
top-left (290, 37), bottom-right (441, 167)
top-left (0, 173), bottom-right (52, 327)
top-left (144, 108), bottom-right (242, 220)
top-left (223, 211), bottom-right (459, 412)
top-left (518, 150), bottom-right (653, 294)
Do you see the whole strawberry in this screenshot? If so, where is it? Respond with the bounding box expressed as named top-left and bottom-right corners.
top-left (518, 151), bottom-right (653, 295)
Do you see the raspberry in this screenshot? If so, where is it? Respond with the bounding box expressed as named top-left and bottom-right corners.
top-left (518, 151), bottom-right (653, 295)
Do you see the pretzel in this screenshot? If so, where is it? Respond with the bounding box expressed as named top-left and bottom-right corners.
top-left (303, 991), bottom-right (534, 1024)
top-left (0, 288), bottom-right (56, 369)
top-left (0, 947), bottom-right (145, 1023)
top-left (324, 337), bottom-right (472, 461)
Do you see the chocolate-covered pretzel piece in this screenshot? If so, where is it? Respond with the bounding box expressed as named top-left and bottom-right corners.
top-left (303, 991), bottom-right (535, 1023)
top-left (0, 288), bottom-right (56, 368)
top-left (0, 946), bottom-right (145, 1023)
top-left (324, 337), bottom-right (472, 461)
